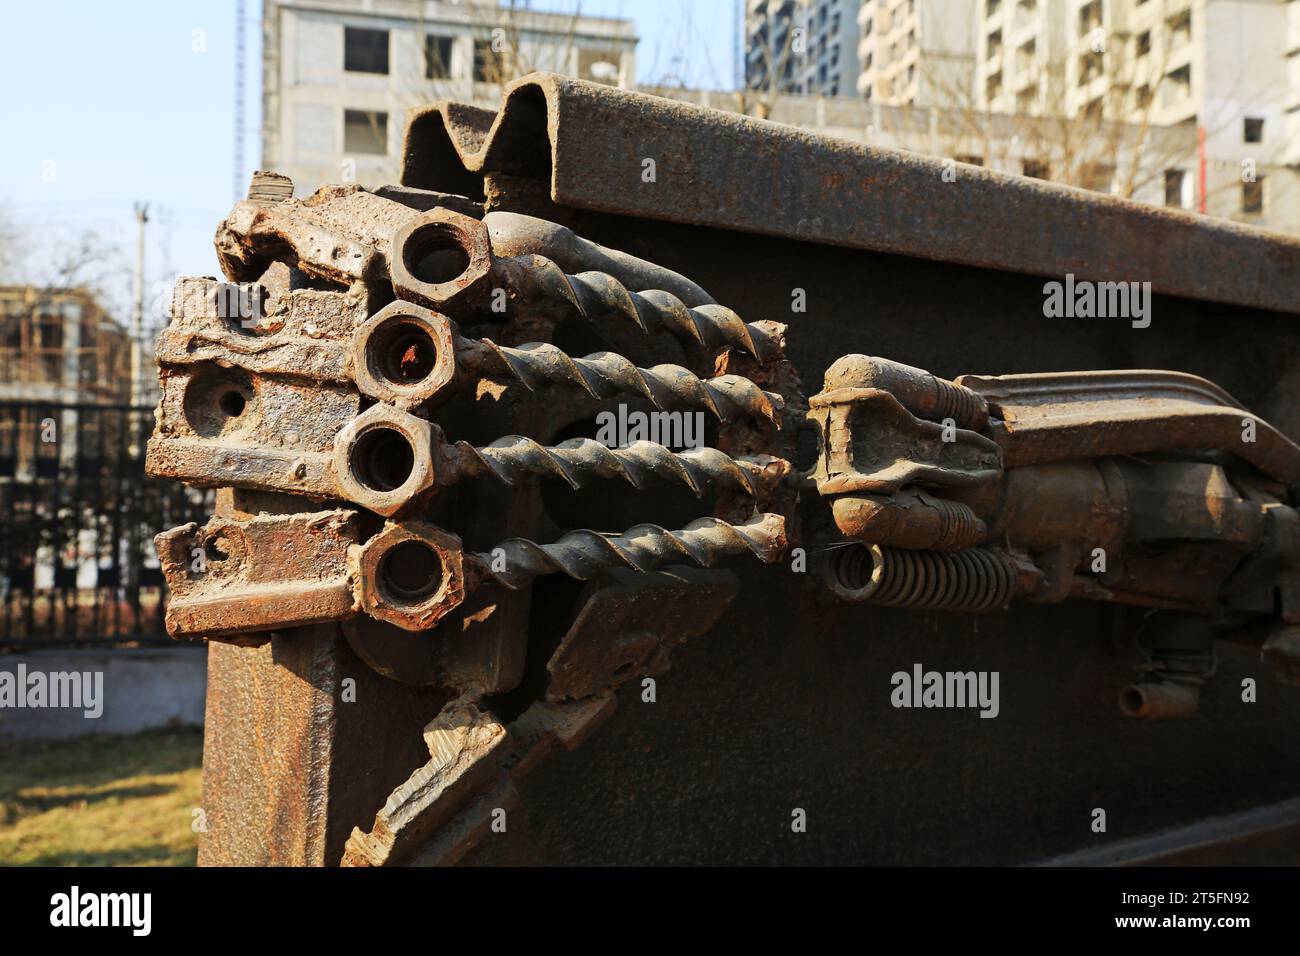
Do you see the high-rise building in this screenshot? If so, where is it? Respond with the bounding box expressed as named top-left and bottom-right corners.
top-left (746, 0), bottom-right (860, 97)
top-left (974, 0), bottom-right (1299, 225)
top-left (976, 0), bottom-right (1070, 114)
top-left (855, 0), bottom-right (976, 105)
top-left (745, 0), bottom-right (801, 93)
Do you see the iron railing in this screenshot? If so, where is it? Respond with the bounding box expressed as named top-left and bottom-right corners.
top-left (0, 400), bottom-right (211, 647)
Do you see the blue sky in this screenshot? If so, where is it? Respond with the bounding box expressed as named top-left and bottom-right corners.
top-left (0, 0), bottom-right (737, 322)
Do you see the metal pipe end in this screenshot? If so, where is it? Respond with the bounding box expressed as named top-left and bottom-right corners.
top-left (1118, 681), bottom-right (1200, 720)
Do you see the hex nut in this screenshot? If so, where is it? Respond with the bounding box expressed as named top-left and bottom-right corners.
top-left (390, 208), bottom-right (494, 312)
top-left (332, 404), bottom-right (436, 517)
top-left (353, 522), bottom-right (466, 631)
top-left (352, 301), bottom-right (458, 408)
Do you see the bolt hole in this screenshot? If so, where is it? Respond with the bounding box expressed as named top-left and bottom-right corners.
top-left (369, 319), bottom-right (438, 385)
top-left (350, 427), bottom-right (416, 494)
top-left (380, 540), bottom-right (443, 603)
top-left (219, 391), bottom-right (246, 417)
top-left (1118, 685), bottom-right (1146, 717)
top-left (404, 223), bottom-right (471, 285)
top-left (183, 366), bottom-right (254, 438)
top-left (205, 540), bottom-right (229, 563)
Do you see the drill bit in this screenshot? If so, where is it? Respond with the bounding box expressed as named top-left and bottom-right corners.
top-left (498, 255), bottom-right (783, 362)
top-left (462, 337), bottom-right (781, 425)
top-left (476, 513), bottom-right (787, 589)
top-left (443, 437), bottom-right (774, 498)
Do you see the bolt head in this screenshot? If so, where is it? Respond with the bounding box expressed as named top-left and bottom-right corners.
top-left (352, 300), bottom-right (458, 408)
top-left (390, 208), bottom-right (494, 313)
top-left (332, 403), bottom-right (436, 517)
top-left (352, 522), bottom-right (466, 632)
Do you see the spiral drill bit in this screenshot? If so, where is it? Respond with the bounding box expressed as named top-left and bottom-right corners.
top-left (498, 256), bottom-right (783, 363)
top-left (462, 338), bottom-right (782, 426)
top-left (476, 513), bottom-right (787, 589)
top-left (443, 437), bottom-right (773, 498)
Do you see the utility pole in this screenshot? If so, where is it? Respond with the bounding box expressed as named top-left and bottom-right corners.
top-left (130, 202), bottom-right (148, 409)
top-left (234, 0), bottom-right (246, 204)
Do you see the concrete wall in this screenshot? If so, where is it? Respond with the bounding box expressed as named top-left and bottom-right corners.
top-left (0, 646), bottom-right (206, 740)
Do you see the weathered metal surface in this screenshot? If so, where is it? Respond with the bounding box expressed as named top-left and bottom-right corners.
top-left (158, 77), bottom-right (1300, 865)
top-left (152, 149), bottom-right (797, 866)
top-left (807, 351), bottom-right (1300, 714)
top-left (402, 73), bottom-right (1300, 315)
top-left (156, 511), bottom-right (359, 641)
top-left (959, 370), bottom-right (1300, 481)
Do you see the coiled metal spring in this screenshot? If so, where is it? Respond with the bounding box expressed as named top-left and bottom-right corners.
top-left (825, 543), bottom-right (1020, 612)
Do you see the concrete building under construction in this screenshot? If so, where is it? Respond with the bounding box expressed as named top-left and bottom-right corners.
top-left (0, 286), bottom-right (131, 405)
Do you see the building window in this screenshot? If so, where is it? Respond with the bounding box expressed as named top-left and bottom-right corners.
top-left (1168, 10), bottom-right (1192, 47)
top-left (343, 27), bottom-right (389, 75)
top-left (343, 109), bottom-right (388, 154)
top-left (1016, 38), bottom-right (1036, 72)
top-left (1242, 178), bottom-right (1264, 214)
top-left (1016, 82), bottom-right (1037, 111)
top-left (864, 18), bottom-right (872, 37)
top-left (1136, 31), bottom-right (1151, 57)
top-left (424, 35), bottom-right (454, 79)
top-left (1244, 117), bottom-right (1264, 143)
top-left (1079, 50), bottom-right (1103, 85)
top-left (988, 29), bottom-right (1002, 59)
top-left (474, 39), bottom-right (505, 81)
top-left (579, 48), bottom-right (623, 83)
top-left (1166, 65), bottom-right (1191, 101)
top-left (1078, 0), bottom-right (1102, 34)
top-left (1164, 169), bottom-right (1186, 206)
top-left (1023, 158), bottom-right (1049, 179)
top-left (864, 84), bottom-right (872, 100)
top-left (986, 70), bottom-right (1002, 100)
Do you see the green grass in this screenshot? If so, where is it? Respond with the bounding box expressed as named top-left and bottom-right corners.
top-left (0, 727), bottom-right (202, 866)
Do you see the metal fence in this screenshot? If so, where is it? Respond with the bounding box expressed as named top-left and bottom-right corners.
top-left (0, 400), bottom-right (211, 647)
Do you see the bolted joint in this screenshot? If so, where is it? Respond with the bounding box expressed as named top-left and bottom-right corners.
top-left (352, 300), bottom-right (459, 408)
top-left (352, 522), bottom-right (467, 632)
top-left (332, 404), bottom-right (438, 516)
top-left (390, 208), bottom-right (495, 312)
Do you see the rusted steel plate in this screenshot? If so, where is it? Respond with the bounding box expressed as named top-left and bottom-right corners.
top-left (960, 370), bottom-right (1300, 481)
top-left (402, 73), bottom-right (1300, 315)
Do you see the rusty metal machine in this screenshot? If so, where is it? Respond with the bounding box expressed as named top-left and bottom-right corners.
top-left (147, 75), bottom-right (1300, 866)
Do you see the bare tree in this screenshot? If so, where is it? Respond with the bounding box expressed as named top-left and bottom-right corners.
top-left (0, 201), bottom-right (29, 285)
top-left (902, 3), bottom-right (1294, 219)
top-left (737, 2), bottom-right (804, 120)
